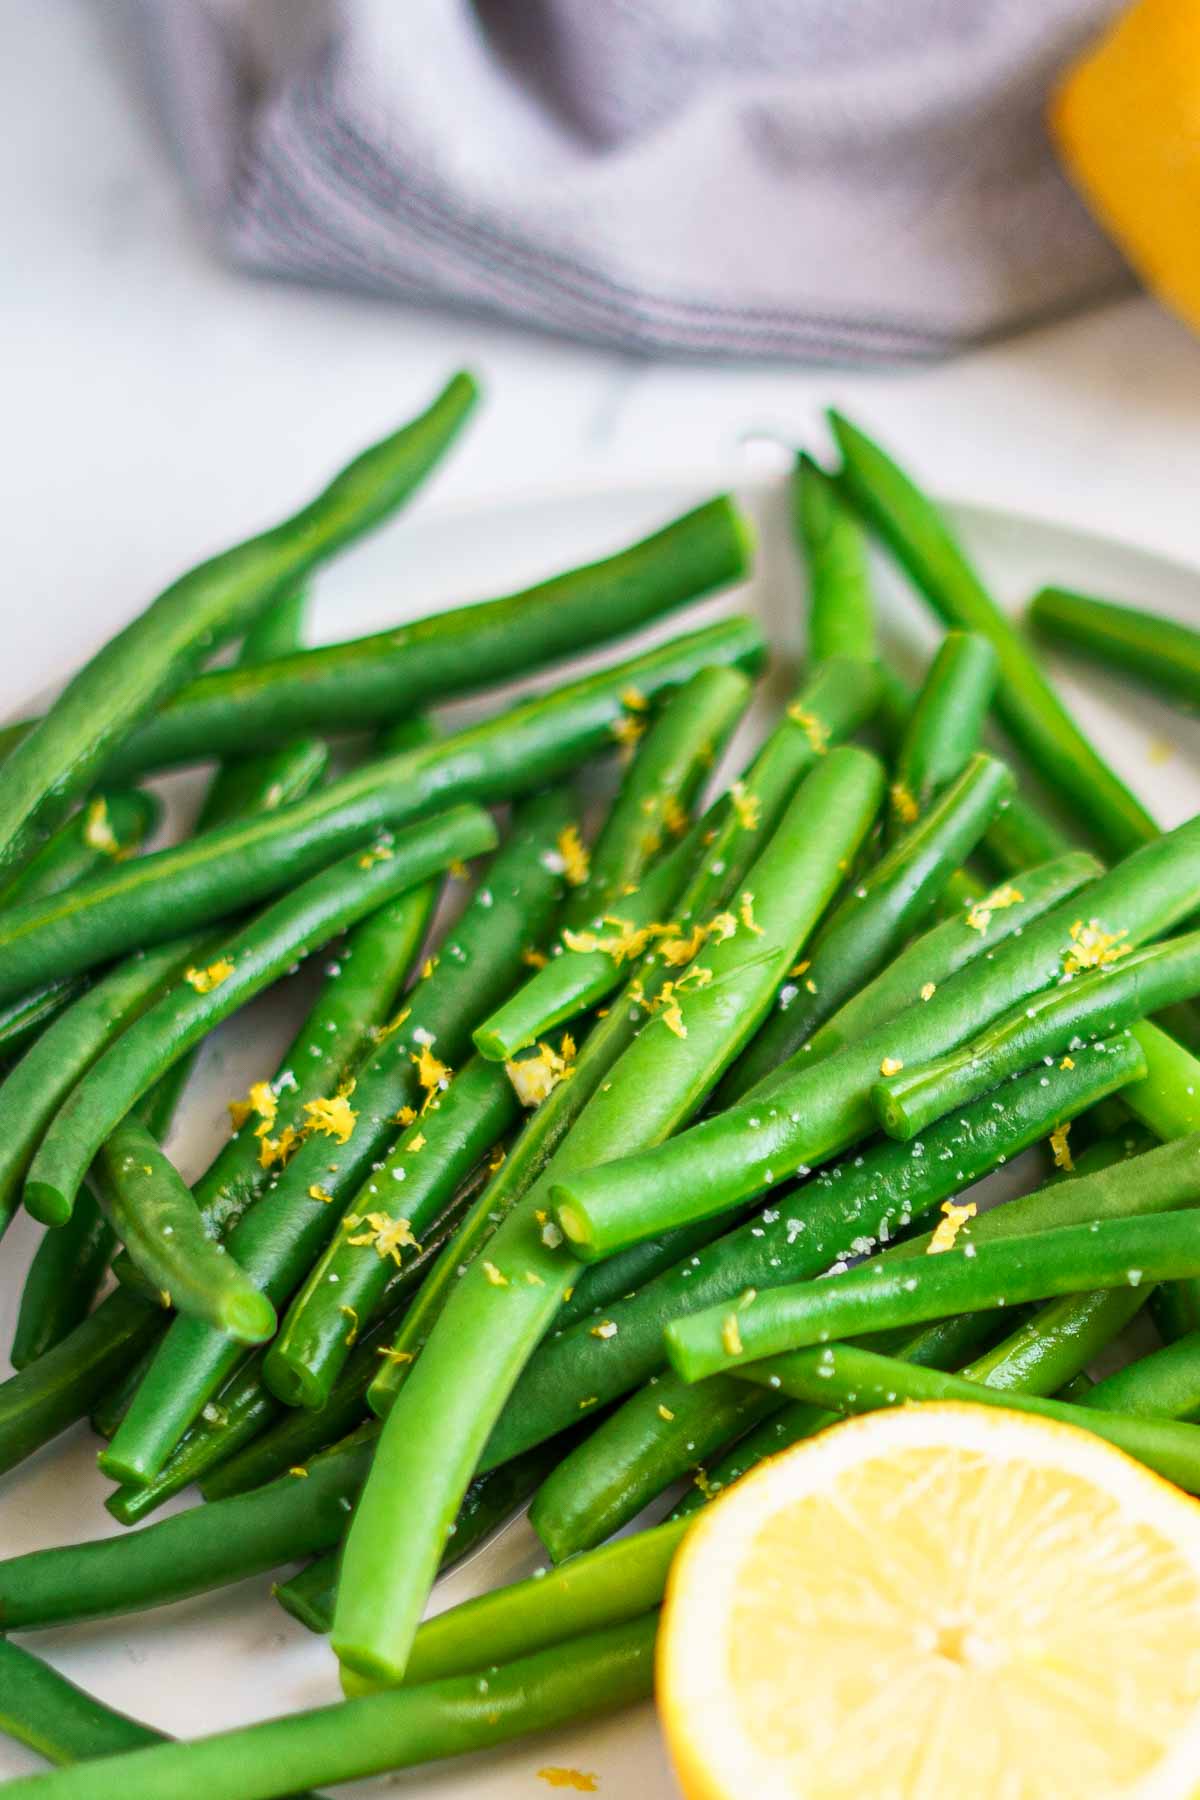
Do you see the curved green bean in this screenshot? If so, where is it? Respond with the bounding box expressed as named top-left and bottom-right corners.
top-left (1031, 585), bottom-right (1200, 713)
top-left (888, 631), bottom-right (998, 831)
top-left (1083, 1330), bottom-right (1200, 1419)
top-left (831, 409), bottom-right (1158, 858)
top-left (0, 1640), bottom-right (160, 1766)
top-left (0, 373), bottom-right (476, 888)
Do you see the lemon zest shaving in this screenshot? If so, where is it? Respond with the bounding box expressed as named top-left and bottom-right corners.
top-left (257, 1125), bottom-right (300, 1169)
top-left (1050, 1122), bottom-right (1075, 1172)
top-left (505, 1036), bottom-right (577, 1106)
top-left (787, 704), bottom-right (829, 755)
top-left (304, 1093), bottom-right (357, 1144)
top-left (185, 958), bottom-right (235, 993)
top-left (880, 1056), bottom-right (904, 1078)
top-left (928, 1199), bottom-right (978, 1254)
top-left (345, 1212), bottom-right (419, 1264)
top-left (556, 825), bottom-right (590, 887)
top-left (721, 1314), bottom-right (744, 1357)
top-left (739, 892), bottom-right (764, 937)
top-left (1062, 918), bottom-right (1131, 976)
top-left (83, 797), bottom-right (122, 856)
top-left (966, 883), bottom-right (1025, 935)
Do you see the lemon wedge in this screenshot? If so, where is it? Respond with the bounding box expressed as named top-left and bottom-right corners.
top-left (658, 1403), bottom-right (1200, 1798)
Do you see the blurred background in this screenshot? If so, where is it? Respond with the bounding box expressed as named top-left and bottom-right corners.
top-left (8, 0), bottom-right (1200, 721)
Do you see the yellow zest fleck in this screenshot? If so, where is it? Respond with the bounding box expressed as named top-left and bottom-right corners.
top-left (524, 1269), bottom-right (545, 1286)
top-left (563, 1285), bottom-right (574, 1302)
top-left (890, 781), bottom-right (920, 826)
top-left (790, 958), bottom-right (811, 979)
top-left (804, 977), bottom-right (817, 994)
top-left (448, 858), bottom-right (470, 880)
top-left (340, 1305), bottom-right (359, 1347)
top-left (620, 686), bottom-right (649, 712)
top-left (407, 1132), bottom-right (427, 1153)
top-left (412, 1044), bottom-right (451, 1110)
top-left (920, 982), bottom-right (937, 1002)
top-left (395, 1104), bottom-right (417, 1127)
top-left (722, 1314), bottom-right (744, 1358)
top-left (1061, 1055), bottom-right (1076, 1070)
top-left (675, 964), bottom-right (712, 993)
top-left (590, 1320), bottom-right (618, 1340)
top-left (739, 892), bottom-right (764, 937)
top-left (537, 1770), bottom-right (598, 1792)
top-left (657, 1404), bottom-right (676, 1422)
top-left (521, 945), bottom-right (549, 969)
top-left (1050, 1123), bottom-right (1075, 1172)
top-left (709, 912), bottom-right (739, 944)
top-left (376, 1346), bottom-right (413, 1365)
top-left (373, 1005), bottom-right (411, 1045)
top-left (578, 1395), bottom-right (599, 1410)
top-left (505, 1036), bottom-right (577, 1107)
top-left (257, 1125), bottom-right (299, 1170)
top-left (693, 1468), bottom-right (716, 1499)
top-left (229, 1078), bottom-right (278, 1135)
top-left (928, 1199), bottom-right (978, 1255)
top-left (658, 987), bottom-right (687, 1039)
top-left (611, 712), bottom-right (646, 751)
top-left (563, 915), bottom-right (651, 967)
top-left (83, 796), bottom-right (122, 856)
top-left (304, 1092), bottom-right (357, 1144)
top-left (661, 923), bottom-right (708, 967)
top-left (880, 1056), bottom-right (904, 1078)
top-left (966, 883), bottom-right (1025, 935)
top-left (421, 956), bottom-right (437, 979)
top-left (345, 1212), bottom-right (419, 1264)
top-left (730, 781), bottom-right (761, 831)
top-left (487, 1143), bottom-right (507, 1172)
top-left (308, 1185), bottom-right (332, 1204)
top-left (288, 1466), bottom-right (309, 1479)
top-left (1062, 917), bottom-right (1131, 976)
top-left (357, 843), bottom-right (394, 870)
top-left (483, 1261), bottom-right (509, 1287)
top-left (185, 958), bottom-right (235, 994)
top-left (663, 794), bottom-right (689, 839)
top-left (556, 825), bottom-right (590, 887)
top-left (787, 704), bottom-right (829, 755)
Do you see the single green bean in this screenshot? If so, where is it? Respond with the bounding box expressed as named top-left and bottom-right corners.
top-left (0, 1639), bottom-right (161, 1765)
top-left (874, 930), bottom-right (1200, 1140)
top-left (1083, 1330), bottom-right (1200, 1418)
top-left (666, 1212), bottom-right (1200, 1384)
top-left (366, 663), bottom-right (885, 1419)
top-left (0, 788), bottom-right (161, 908)
top-left (983, 791), bottom-right (1075, 875)
top-left (548, 816), bottom-right (1200, 1255)
top-left (960, 1287), bottom-right (1148, 1396)
top-left (24, 805), bottom-right (495, 1226)
top-left (716, 751), bottom-right (1013, 1103)
top-left (334, 747), bottom-right (885, 1680)
top-left (10, 1193), bottom-right (115, 1370)
top-left (736, 1341), bottom-right (1200, 1493)
top-left (0, 373), bottom-right (476, 887)
top-left (480, 1039), bottom-right (1142, 1469)
top-left (0, 983), bottom-right (84, 1066)
top-left (0, 1614), bottom-right (657, 1800)
top-left (93, 495), bottom-right (752, 774)
top-left (831, 409), bottom-right (1158, 859)
top-left (0, 616), bottom-right (762, 1003)
top-left (102, 793), bottom-right (567, 1485)
top-left (888, 631), bottom-right (998, 831)
top-left (795, 451), bottom-right (875, 666)
top-left (1030, 585), bottom-right (1200, 714)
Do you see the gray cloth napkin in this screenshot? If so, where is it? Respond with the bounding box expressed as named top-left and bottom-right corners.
top-left (132, 0), bottom-right (1132, 362)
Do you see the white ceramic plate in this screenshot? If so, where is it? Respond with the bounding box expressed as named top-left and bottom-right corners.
top-left (3, 471), bottom-right (1200, 1795)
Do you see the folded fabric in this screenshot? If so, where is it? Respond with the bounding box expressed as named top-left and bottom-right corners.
top-left (131, 0), bottom-right (1132, 362)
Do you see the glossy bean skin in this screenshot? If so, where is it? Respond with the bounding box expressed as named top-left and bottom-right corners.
top-left (0, 373), bottom-right (477, 887)
top-left (1083, 1329), bottom-right (1200, 1419)
top-left (10, 1192), bottom-right (115, 1370)
top-left (1031, 584), bottom-right (1200, 713)
top-left (479, 1040), bottom-right (1142, 1470)
top-left (0, 787), bottom-right (161, 908)
top-left (102, 793), bottom-right (568, 1485)
top-left (0, 1615), bottom-right (658, 1800)
top-left (334, 749), bottom-right (886, 1683)
top-left (0, 1640), bottom-right (161, 1766)
top-left (716, 750), bottom-right (1013, 1103)
top-left (547, 816), bottom-right (1200, 1258)
top-left (98, 494), bottom-right (753, 773)
top-left (888, 630), bottom-right (998, 832)
top-left (831, 409), bottom-right (1158, 859)
top-left (874, 929), bottom-right (1200, 1140)
top-left (665, 1211), bottom-right (1200, 1384)
top-left (24, 804), bottom-right (496, 1226)
top-left (795, 452), bottom-right (875, 667)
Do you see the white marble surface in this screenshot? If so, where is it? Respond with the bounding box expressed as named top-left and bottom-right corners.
top-left (6, 1), bottom-right (1200, 727)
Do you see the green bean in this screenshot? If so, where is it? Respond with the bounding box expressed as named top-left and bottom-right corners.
top-left (734, 1341), bottom-right (1200, 1492)
top-left (666, 1212), bottom-right (1200, 1384)
top-left (0, 1639), bottom-right (161, 1766)
top-left (983, 791), bottom-right (1075, 874)
top-left (1083, 1330), bottom-right (1200, 1418)
top-left (0, 617), bottom-right (762, 1004)
top-left (0, 1291), bottom-right (160, 1479)
top-left (0, 374), bottom-right (476, 890)
top-left (960, 1287), bottom-right (1148, 1396)
top-left (366, 663), bottom-right (885, 1419)
top-left (1124, 1021), bottom-right (1200, 1140)
top-left (474, 666), bottom-right (751, 1061)
top-left (0, 788), bottom-right (161, 908)
top-left (90, 495), bottom-right (752, 775)
top-left (265, 1055), bottom-right (519, 1409)
top-left (795, 452), bottom-right (875, 666)
top-left (334, 747), bottom-right (885, 1681)
top-left (91, 1118), bottom-right (275, 1340)
top-left (24, 805), bottom-right (494, 1227)
top-left (479, 1039), bottom-right (1142, 1470)
top-left (874, 930), bottom-right (1200, 1140)
top-left (0, 983), bottom-right (83, 1066)
top-left (1030, 585), bottom-right (1200, 713)
top-left (715, 751), bottom-right (1013, 1103)
top-left (102, 793), bottom-right (568, 1485)
top-left (275, 1437), bottom-right (576, 1636)
top-left (10, 1193), bottom-right (115, 1370)
top-left (0, 1614), bottom-right (657, 1800)
top-left (831, 409), bottom-right (1158, 859)
top-left (548, 817), bottom-right (1200, 1255)
top-left (888, 631), bottom-right (998, 832)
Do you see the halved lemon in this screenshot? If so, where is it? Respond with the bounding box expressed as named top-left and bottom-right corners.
top-left (658, 1403), bottom-right (1200, 1799)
